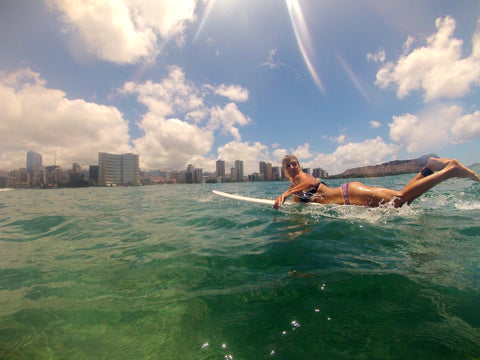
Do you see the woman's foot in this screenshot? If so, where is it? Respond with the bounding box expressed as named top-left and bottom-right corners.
top-left (445, 159), bottom-right (480, 181)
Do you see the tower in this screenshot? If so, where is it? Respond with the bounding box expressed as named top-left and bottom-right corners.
top-left (26, 151), bottom-right (42, 178)
top-left (216, 159), bottom-right (226, 178)
top-left (26, 151), bottom-right (42, 185)
top-left (234, 160), bottom-right (244, 182)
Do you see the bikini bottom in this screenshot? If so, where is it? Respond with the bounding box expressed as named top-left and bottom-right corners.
top-left (342, 182), bottom-right (350, 205)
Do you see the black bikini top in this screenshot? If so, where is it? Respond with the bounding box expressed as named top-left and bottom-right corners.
top-left (295, 181), bottom-right (327, 202)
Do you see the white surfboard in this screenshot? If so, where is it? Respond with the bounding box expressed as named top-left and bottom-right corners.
top-left (212, 190), bottom-right (275, 205)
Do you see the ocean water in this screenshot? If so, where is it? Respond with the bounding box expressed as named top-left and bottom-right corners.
top-left (1, 170), bottom-right (480, 360)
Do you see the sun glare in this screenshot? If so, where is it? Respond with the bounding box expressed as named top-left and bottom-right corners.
top-left (193, 0), bottom-right (216, 44)
top-left (193, 0), bottom-right (326, 95)
top-left (286, 0), bottom-right (326, 95)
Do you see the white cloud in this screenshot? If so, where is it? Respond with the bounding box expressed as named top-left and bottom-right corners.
top-left (366, 49), bottom-right (386, 63)
top-left (389, 106), bottom-right (455, 152)
top-left (45, 0), bottom-right (197, 64)
top-left (272, 139), bottom-right (399, 175)
top-left (0, 66), bottom-right (255, 172)
top-left (261, 48), bottom-right (284, 69)
top-left (214, 84), bottom-right (249, 102)
top-left (0, 68), bottom-right (132, 169)
top-left (120, 66), bottom-right (215, 169)
top-left (311, 137), bottom-right (398, 175)
top-left (375, 16), bottom-right (480, 101)
top-left (272, 148), bottom-right (288, 163)
top-left (452, 110), bottom-right (480, 142)
top-left (388, 105), bottom-right (480, 152)
top-left (133, 114), bottom-right (213, 170)
top-left (121, 66), bottom-right (252, 169)
top-left (126, 0), bottom-right (196, 44)
top-left (122, 66), bottom-right (204, 118)
top-left (323, 134), bottom-right (346, 144)
top-left (292, 143), bottom-right (312, 159)
top-left (402, 36), bottom-right (415, 54)
top-left (370, 120), bottom-right (382, 128)
top-left (208, 103), bottom-right (251, 141)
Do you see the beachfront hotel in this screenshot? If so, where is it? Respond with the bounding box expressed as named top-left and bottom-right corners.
top-left (98, 152), bottom-right (140, 186)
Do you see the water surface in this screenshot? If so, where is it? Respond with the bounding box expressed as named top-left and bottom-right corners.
top-left (1, 171), bottom-right (480, 359)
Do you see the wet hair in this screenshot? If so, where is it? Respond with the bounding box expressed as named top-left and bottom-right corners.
top-left (282, 154), bottom-right (302, 182)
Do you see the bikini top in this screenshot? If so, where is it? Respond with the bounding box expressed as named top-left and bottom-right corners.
top-left (294, 181), bottom-right (327, 202)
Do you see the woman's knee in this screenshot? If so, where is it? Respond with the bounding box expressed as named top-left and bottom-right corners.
top-left (392, 195), bottom-right (407, 208)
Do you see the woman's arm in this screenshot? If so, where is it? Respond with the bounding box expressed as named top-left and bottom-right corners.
top-left (273, 173), bottom-right (319, 209)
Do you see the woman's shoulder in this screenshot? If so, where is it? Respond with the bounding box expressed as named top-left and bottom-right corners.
top-left (295, 172), bottom-right (318, 184)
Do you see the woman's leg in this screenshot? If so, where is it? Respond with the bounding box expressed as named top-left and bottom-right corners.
top-left (401, 157), bottom-right (450, 190)
top-left (343, 158), bottom-right (478, 207)
top-left (346, 182), bottom-right (400, 207)
top-left (393, 158), bottom-right (479, 207)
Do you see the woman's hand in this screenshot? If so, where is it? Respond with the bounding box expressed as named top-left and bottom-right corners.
top-left (273, 194), bottom-right (286, 209)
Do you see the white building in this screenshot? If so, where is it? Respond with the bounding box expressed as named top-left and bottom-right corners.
top-left (98, 152), bottom-right (140, 186)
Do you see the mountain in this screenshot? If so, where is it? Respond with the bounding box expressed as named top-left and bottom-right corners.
top-left (327, 154), bottom-right (439, 179)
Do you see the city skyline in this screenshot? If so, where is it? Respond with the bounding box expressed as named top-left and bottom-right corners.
top-left (2, 150), bottom-right (283, 176)
top-left (1, 1), bottom-right (480, 175)
top-left (3, 149), bottom-right (293, 177)
top-left (1, 150), bottom-right (297, 188)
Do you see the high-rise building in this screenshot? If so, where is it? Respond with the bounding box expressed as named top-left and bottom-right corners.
top-left (185, 164), bottom-right (194, 183)
top-left (272, 166), bottom-right (282, 180)
top-left (234, 160), bottom-right (244, 182)
top-left (70, 163), bottom-right (84, 185)
top-left (194, 168), bottom-right (203, 183)
top-left (259, 161), bottom-right (274, 181)
top-left (216, 159), bottom-right (226, 178)
top-left (312, 168), bottom-right (328, 178)
top-left (26, 151), bottom-right (42, 182)
top-left (89, 165), bottom-right (99, 184)
top-left (266, 162), bottom-right (273, 181)
top-left (98, 152), bottom-right (140, 186)
top-left (259, 161), bottom-right (267, 181)
top-left (121, 153), bottom-right (140, 185)
top-left (72, 163), bottom-right (82, 174)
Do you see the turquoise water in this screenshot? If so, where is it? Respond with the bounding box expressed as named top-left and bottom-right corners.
top-left (1, 170), bottom-right (480, 359)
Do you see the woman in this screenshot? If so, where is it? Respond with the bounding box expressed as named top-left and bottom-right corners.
top-left (273, 154), bottom-right (480, 209)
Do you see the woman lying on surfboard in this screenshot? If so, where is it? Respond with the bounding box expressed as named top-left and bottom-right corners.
top-left (273, 154), bottom-right (480, 209)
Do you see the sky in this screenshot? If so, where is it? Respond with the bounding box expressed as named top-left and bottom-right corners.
top-left (1, 0), bottom-right (480, 175)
